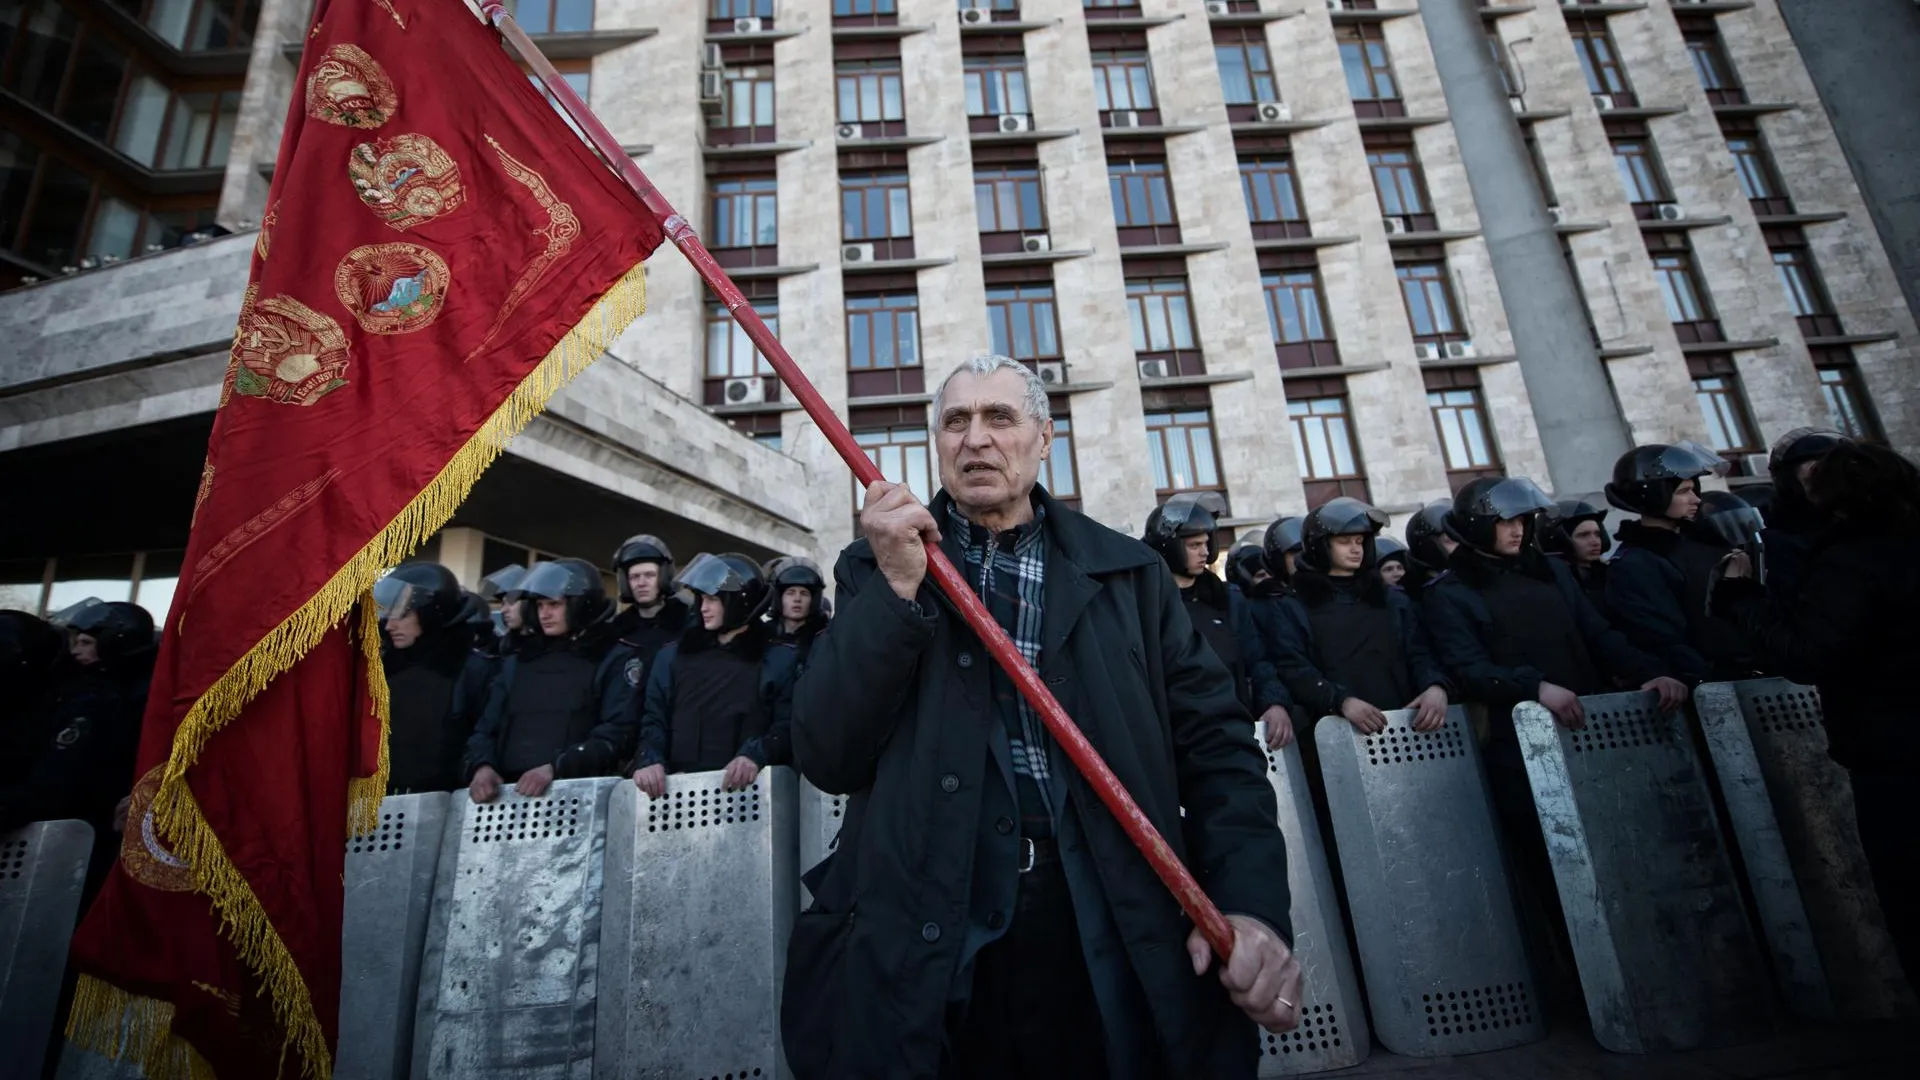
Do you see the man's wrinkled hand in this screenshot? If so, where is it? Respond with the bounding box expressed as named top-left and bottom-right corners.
top-left (860, 481), bottom-right (942, 602)
top-left (1187, 915), bottom-right (1303, 1034)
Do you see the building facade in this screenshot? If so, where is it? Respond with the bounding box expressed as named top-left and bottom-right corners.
top-left (3, 0), bottom-right (1915, 615)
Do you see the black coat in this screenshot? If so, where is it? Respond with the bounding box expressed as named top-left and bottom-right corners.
top-left (1605, 520), bottom-right (1754, 684)
top-left (1713, 521), bottom-right (1920, 774)
top-left (1241, 588), bottom-right (1298, 717)
top-left (1267, 572), bottom-right (1451, 719)
top-left (462, 631), bottom-right (637, 782)
top-left (785, 490), bottom-right (1290, 1080)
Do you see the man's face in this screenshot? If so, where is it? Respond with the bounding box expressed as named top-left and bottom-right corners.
top-left (1379, 560), bottom-right (1406, 588)
top-left (1283, 551), bottom-right (1297, 577)
top-left (501, 600), bottom-right (523, 630)
top-left (626, 562), bottom-right (662, 606)
top-left (935, 368), bottom-right (1052, 517)
top-left (1328, 534), bottom-right (1367, 573)
top-left (1492, 517), bottom-right (1528, 557)
top-left (699, 593), bottom-right (726, 631)
top-left (70, 633), bottom-right (99, 666)
top-left (1181, 534), bottom-right (1211, 577)
top-left (1570, 520), bottom-right (1606, 564)
top-left (536, 597), bottom-right (570, 637)
top-left (385, 610), bottom-right (422, 649)
top-left (781, 586), bottom-right (812, 623)
top-left (1665, 478), bottom-right (1702, 521)
top-left (1438, 534), bottom-right (1459, 557)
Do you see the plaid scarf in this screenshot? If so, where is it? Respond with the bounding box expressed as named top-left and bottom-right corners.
top-left (949, 500), bottom-right (1055, 838)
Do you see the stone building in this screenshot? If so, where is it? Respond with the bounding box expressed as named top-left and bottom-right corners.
top-left (2, 0), bottom-right (1914, 619)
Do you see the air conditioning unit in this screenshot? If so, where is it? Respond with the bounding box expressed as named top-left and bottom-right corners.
top-left (837, 122), bottom-right (864, 140)
top-left (1592, 93), bottom-right (1617, 111)
top-left (1741, 452), bottom-right (1771, 478)
top-left (733, 16), bottom-right (763, 33)
top-left (999, 113), bottom-right (1034, 133)
top-left (1255, 101), bottom-right (1292, 123)
top-left (1037, 360), bottom-right (1068, 385)
top-left (1138, 358), bottom-right (1171, 380)
top-left (843, 242), bottom-right (876, 263)
top-left (1205, 1), bottom-right (1232, 16)
top-left (1383, 216), bottom-right (1413, 235)
top-left (723, 377), bottom-right (767, 405)
top-left (1108, 110), bottom-right (1142, 128)
top-left (1414, 341), bottom-right (1445, 361)
top-left (702, 43), bottom-right (724, 70)
top-left (960, 6), bottom-right (990, 26)
top-left (699, 70), bottom-right (724, 104)
top-left (1509, 95), bottom-right (1527, 114)
top-left (1022, 233), bottom-right (1052, 253)
top-left (1547, 204), bottom-right (1566, 225)
top-left (1445, 340), bottom-right (1479, 359)
top-left (1328, 0), bottom-right (1351, 10)
top-left (1656, 202), bottom-right (1687, 221)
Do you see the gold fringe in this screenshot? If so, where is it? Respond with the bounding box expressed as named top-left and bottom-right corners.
top-left (87, 262), bottom-right (651, 1080)
top-left (347, 591), bottom-right (392, 838)
top-left (66, 976), bottom-right (217, 1080)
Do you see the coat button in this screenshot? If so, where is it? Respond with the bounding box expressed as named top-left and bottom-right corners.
top-left (922, 922), bottom-right (941, 943)
top-left (995, 816), bottom-right (1013, 835)
top-left (958, 652), bottom-right (974, 668)
top-left (940, 773), bottom-right (960, 793)
top-left (987, 911), bottom-right (1006, 931)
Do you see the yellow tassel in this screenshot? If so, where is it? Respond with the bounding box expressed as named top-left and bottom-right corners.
top-left (66, 976), bottom-right (216, 1080)
top-left (348, 591), bottom-right (392, 838)
top-left (129, 262), bottom-right (649, 1079)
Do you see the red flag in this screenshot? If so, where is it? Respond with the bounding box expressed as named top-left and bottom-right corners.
top-left (64, 1), bottom-right (661, 1075)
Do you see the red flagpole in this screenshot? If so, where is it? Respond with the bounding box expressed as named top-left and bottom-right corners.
top-left (482, 4), bottom-right (1236, 962)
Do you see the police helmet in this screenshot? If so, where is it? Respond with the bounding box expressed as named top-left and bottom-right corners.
top-left (1766, 427), bottom-right (1848, 523)
top-left (1404, 500), bottom-right (1454, 574)
top-left (1445, 477), bottom-right (1558, 554)
top-left (373, 562), bottom-right (464, 630)
top-left (1695, 490), bottom-right (1765, 551)
top-left (1143, 492), bottom-right (1227, 579)
top-left (1298, 498), bottom-right (1390, 574)
top-left (517, 558), bottom-right (615, 632)
top-left (478, 564), bottom-right (527, 603)
top-left (1374, 536), bottom-right (1409, 568)
top-left (1225, 545), bottom-right (1269, 593)
top-left (766, 556), bottom-right (827, 619)
top-left (612, 534), bottom-right (676, 603)
top-left (1540, 497), bottom-right (1611, 557)
top-left (66, 600), bottom-right (157, 667)
top-left (1261, 516), bottom-right (1306, 582)
top-left (1603, 442), bottom-right (1726, 518)
top-left (679, 553), bottom-right (771, 631)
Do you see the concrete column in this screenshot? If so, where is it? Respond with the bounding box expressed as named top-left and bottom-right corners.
top-left (436, 527), bottom-right (487, 588)
top-left (1422, 0), bottom-right (1634, 495)
top-left (216, 0), bottom-right (311, 228)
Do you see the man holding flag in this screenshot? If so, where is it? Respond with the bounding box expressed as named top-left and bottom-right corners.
top-left (64, 2), bottom-right (660, 1075)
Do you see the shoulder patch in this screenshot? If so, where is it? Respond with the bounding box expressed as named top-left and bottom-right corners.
top-left (624, 657), bottom-right (643, 687)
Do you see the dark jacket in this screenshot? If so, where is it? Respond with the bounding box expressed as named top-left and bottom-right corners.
top-left (462, 631), bottom-right (637, 782)
top-left (611, 596), bottom-right (690, 674)
top-left (383, 633), bottom-right (494, 794)
top-left (771, 613), bottom-right (830, 670)
top-left (1559, 557), bottom-right (1611, 623)
top-left (1268, 571), bottom-right (1451, 719)
top-left (1606, 520), bottom-right (1754, 684)
top-left (1181, 571), bottom-right (1261, 711)
top-left (618, 626), bottom-right (797, 771)
top-left (1241, 586), bottom-right (1297, 718)
top-left (1424, 547), bottom-right (1666, 717)
top-left (783, 489), bottom-right (1289, 1080)
top-left (0, 654), bottom-right (151, 833)
top-left (1713, 522), bottom-right (1920, 773)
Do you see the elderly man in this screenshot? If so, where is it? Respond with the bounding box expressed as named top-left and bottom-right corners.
top-left (782, 355), bottom-right (1299, 1080)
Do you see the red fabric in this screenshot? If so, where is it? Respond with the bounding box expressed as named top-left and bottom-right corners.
top-left (67, 1), bottom-right (661, 1074)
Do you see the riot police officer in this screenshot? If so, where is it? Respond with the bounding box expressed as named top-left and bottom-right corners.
top-left (1401, 499), bottom-right (1455, 600)
top-left (1540, 498), bottom-right (1611, 616)
top-left (1143, 495), bottom-right (1255, 703)
top-left (479, 564), bottom-right (531, 657)
top-left (609, 534), bottom-right (689, 678)
top-left (1603, 443), bottom-right (1754, 684)
top-left (1374, 537), bottom-right (1409, 590)
top-left (376, 564), bottom-right (496, 794)
top-left (623, 554), bottom-right (797, 796)
top-left (1225, 544), bottom-right (1271, 595)
top-left (1261, 515), bottom-right (1305, 589)
top-left (1759, 427), bottom-right (1849, 597)
top-left (1244, 515), bottom-right (1307, 748)
top-left (767, 556), bottom-right (830, 666)
top-left (464, 559), bottom-right (636, 802)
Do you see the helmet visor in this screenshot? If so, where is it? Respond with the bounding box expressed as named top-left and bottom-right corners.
top-left (615, 534), bottom-right (673, 568)
top-left (1313, 497), bottom-right (1389, 537)
top-left (678, 552), bottom-right (749, 598)
top-left (768, 556), bottom-right (825, 590)
top-left (373, 575), bottom-right (430, 620)
top-left (479, 564), bottom-right (526, 602)
top-left (50, 597), bottom-right (106, 630)
top-left (1266, 516), bottom-right (1306, 554)
top-left (1467, 477), bottom-right (1558, 521)
top-left (1652, 441), bottom-right (1730, 480)
top-left (518, 560), bottom-right (592, 601)
top-left (1149, 492), bottom-right (1227, 542)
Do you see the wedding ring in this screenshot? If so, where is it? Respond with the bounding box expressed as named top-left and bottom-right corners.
top-left (1275, 995), bottom-right (1295, 1010)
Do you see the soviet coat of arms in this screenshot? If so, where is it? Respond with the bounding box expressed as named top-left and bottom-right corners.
top-left (229, 287), bottom-right (352, 406)
top-left (334, 242), bottom-right (451, 334)
top-left (306, 43), bottom-right (398, 128)
top-left (349, 132), bottom-right (465, 230)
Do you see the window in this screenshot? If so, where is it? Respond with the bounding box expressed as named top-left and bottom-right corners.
top-left (1427, 386), bottom-right (1501, 474)
top-left (1612, 138), bottom-right (1669, 206)
top-left (721, 68), bottom-right (775, 130)
top-left (1816, 362), bottom-right (1879, 441)
top-left (964, 56), bottom-right (1031, 118)
top-left (834, 0), bottom-right (897, 16)
top-left (987, 285), bottom-right (1062, 361)
top-left (1652, 252), bottom-right (1712, 325)
top-left (710, 177), bottom-right (776, 249)
top-left (842, 172), bottom-right (912, 241)
top-left (1570, 21), bottom-right (1632, 100)
top-left (506, 0), bottom-right (594, 34)
top-left (837, 60), bottom-right (904, 124)
top-left (974, 167), bottom-right (1045, 234)
top-left (1685, 30), bottom-right (1744, 105)
top-left (846, 292), bottom-right (921, 370)
top-left (1239, 156), bottom-right (1306, 235)
top-left (1368, 145), bottom-right (1431, 219)
top-left (1091, 51), bottom-right (1156, 113)
top-left (857, 426), bottom-right (933, 506)
top-left (1691, 373), bottom-right (1759, 454)
top-left (527, 70), bottom-right (592, 140)
top-left (1262, 270), bottom-right (1330, 346)
top-left (1337, 25), bottom-right (1400, 111)
top-left (1215, 37), bottom-right (1278, 107)
top-left (1109, 159), bottom-right (1176, 230)
top-left (141, 0), bottom-right (261, 52)
top-left (1772, 248), bottom-right (1830, 320)
top-left (1041, 415), bottom-right (1080, 502)
top-left (711, 1), bottom-right (773, 17)
top-left (1127, 278), bottom-right (1198, 353)
top-left (1084, 0), bottom-right (1144, 15)
top-left (1289, 396), bottom-right (1363, 481)
top-left (1726, 131), bottom-right (1791, 216)
top-left (1144, 410), bottom-right (1222, 494)
top-left (105, 80), bottom-right (242, 171)
top-left (706, 301), bottom-right (777, 379)
top-left (1396, 261), bottom-right (1462, 340)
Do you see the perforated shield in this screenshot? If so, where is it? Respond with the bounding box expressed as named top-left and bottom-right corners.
top-left (1514, 693), bottom-right (1772, 1052)
top-left (594, 767), bottom-right (797, 1080)
top-left (1, 820), bottom-right (93, 1080)
top-left (1253, 724), bottom-right (1368, 1075)
top-left (1696, 680), bottom-right (1916, 1020)
top-left (798, 778), bottom-right (845, 910)
top-left (1316, 709), bottom-right (1544, 1057)
top-left (338, 792), bottom-right (450, 1080)
top-left (411, 778), bottom-right (618, 1079)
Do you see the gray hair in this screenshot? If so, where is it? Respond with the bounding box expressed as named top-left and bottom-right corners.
top-left (930, 354), bottom-right (1050, 425)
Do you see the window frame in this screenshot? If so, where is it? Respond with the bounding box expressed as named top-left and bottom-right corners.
top-left (1395, 260), bottom-right (1466, 342)
top-left (1367, 143), bottom-right (1434, 225)
top-left (1685, 30), bottom-right (1745, 105)
top-left (1239, 155), bottom-right (1311, 240)
top-left (963, 55), bottom-right (1031, 121)
top-left (1690, 371), bottom-right (1761, 455)
top-left (835, 58), bottom-right (906, 128)
top-left (840, 170), bottom-right (913, 246)
top-left (1214, 37), bottom-right (1279, 111)
top-left (854, 424), bottom-right (935, 509)
top-left (1611, 137), bottom-right (1671, 209)
top-left (1426, 384), bottom-right (1503, 477)
top-left (1144, 408), bottom-right (1225, 496)
top-left (986, 283), bottom-right (1063, 362)
top-left (974, 165), bottom-right (1046, 237)
top-left (1090, 50), bottom-right (1159, 122)
top-left (1570, 20), bottom-right (1636, 104)
top-left (1726, 130), bottom-right (1792, 217)
top-left (1336, 24), bottom-right (1402, 116)
top-left (1108, 157), bottom-right (1180, 246)
top-left (845, 291), bottom-right (924, 398)
top-left (1127, 276), bottom-right (1204, 376)
top-left (1288, 394), bottom-right (1366, 482)
top-left (704, 298), bottom-right (778, 385)
top-left (1815, 361), bottom-right (1881, 442)
top-left (708, 175), bottom-right (778, 259)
